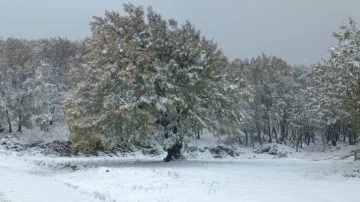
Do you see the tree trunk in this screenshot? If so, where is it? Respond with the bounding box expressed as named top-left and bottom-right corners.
top-left (244, 130), bottom-right (248, 147)
top-left (321, 131), bottom-right (326, 151)
top-left (342, 123), bottom-right (347, 143)
top-left (289, 128), bottom-right (294, 142)
top-left (266, 111), bottom-right (272, 143)
top-left (267, 124), bottom-right (272, 143)
top-left (295, 129), bottom-right (302, 152)
top-left (164, 140), bottom-right (183, 162)
top-left (255, 121), bottom-right (262, 146)
top-left (251, 133), bottom-right (255, 148)
top-left (17, 125), bottom-right (22, 133)
top-left (17, 115), bottom-right (22, 133)
top-left (285, 124), bottom-right (289, 138)
top-left (349, 132), bottom-right (353, 145)
top-left (304, 123), bottom-right (310, 145)
top-left (50, 106), bottom-right (55, 125)
top-left (194, 125), bottom-right (201, 139)
top-left (6, 110), bottom-right (12, 133)
top-left (305, 129), bottom-right (310, 145)
top-left (273, 125), bottom-right (278, 143)
top-left (311, 131), bottom-right (315, 144)
top-left (280, 108), bottom-right (287, 140)
top-left (328, 125), bottom-right (337, 146)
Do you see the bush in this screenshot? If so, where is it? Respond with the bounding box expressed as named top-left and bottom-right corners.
top-left (70, 133), bottom-right (113, 154)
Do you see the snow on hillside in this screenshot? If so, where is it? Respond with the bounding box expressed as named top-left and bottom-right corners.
top-left (0, 131), bottom-right (360, 202)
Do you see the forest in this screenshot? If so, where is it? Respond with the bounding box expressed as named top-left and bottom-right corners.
top-left (0, 4), bottom-right (359, 161)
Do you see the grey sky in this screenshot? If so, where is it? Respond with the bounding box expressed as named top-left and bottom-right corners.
top-left (1, 0), bottom-right (359, 65)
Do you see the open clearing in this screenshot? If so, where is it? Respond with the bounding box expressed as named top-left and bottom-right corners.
top-left (0, 148), bottom-right (359, 202)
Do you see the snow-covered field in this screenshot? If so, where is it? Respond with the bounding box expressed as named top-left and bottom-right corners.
top-left (1, 140), bottom-right (360, 202)
top-left (0, 126), bottom-right (359, 202)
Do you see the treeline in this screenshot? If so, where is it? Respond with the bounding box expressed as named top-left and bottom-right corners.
top-left (0, 37), bottom-right (84, 132)
top-left (0, 4), bottom-right (358, 159)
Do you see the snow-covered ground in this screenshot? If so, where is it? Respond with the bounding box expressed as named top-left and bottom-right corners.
top-left (1, 126), bottom-right (360, 202)
top-left (1, 139), bottom-right (360, 202)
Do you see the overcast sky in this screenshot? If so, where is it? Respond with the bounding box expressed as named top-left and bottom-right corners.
top-left (1, 0), bottom-right (359, 65)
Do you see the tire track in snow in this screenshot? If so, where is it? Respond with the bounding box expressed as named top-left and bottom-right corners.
top-left (0, 167), bottom-right (100, 202)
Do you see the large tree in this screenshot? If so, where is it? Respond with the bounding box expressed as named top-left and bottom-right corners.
top-left (64, 4), bottom-right (240, 160)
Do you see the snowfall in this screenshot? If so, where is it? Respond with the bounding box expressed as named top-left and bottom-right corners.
top-left (0, 125), bottom-right (360, 202)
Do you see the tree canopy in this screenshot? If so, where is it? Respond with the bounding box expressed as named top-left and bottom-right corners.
top-left (63, 4), bottom-right (241, 159)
